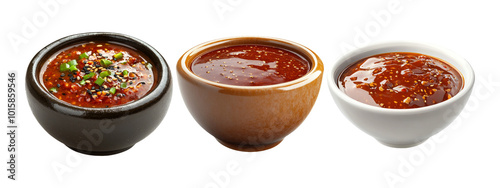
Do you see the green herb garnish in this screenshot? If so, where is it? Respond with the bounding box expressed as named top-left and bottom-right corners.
top-left (100, 59), bottom-right (113, 67)
top-left (100, 70), bottom-right (111, 78)
top-left (68, 60), bottom-right (78, 66)
top-left (83, 72), bottom-right (95, 80)
top-left (49, 87), bottom-right (58, 93)
top-left (113, 52), bottom-right (123, 60)
top-left (60, 63), bottom-right (70, 72)
top-left (95, 77), bottom-right (105, 86)
top-left (79, 52), bottom-right (89, 59)
top-left (69, 65), bottom-right (78, 72)
top-left (120, 82), bottom-right (127, 88)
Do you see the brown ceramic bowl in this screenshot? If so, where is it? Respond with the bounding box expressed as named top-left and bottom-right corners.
top-left (26, 32), bottom-right (172, 155)
top-left (177, 37), bottom-right (323, 151)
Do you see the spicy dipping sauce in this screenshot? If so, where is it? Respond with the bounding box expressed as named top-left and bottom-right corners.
top-left (191, 45), bottom-right (310, 86)
top-left (338, 52), bottom-right (463, 109)
top-left (41, 42), bottom-right (155, 108)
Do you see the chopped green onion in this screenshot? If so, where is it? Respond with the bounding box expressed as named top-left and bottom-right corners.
top-left (95, 77), bottom-right (105, 86)
top-left (79, 52), bottom-right (89, 59)
top-left (60, 63), bottom-right (70, 72)
top-left (120, 82), bottom-right (127, 88)
top-left (100, 59), bottom-right (113, 67)
top-left (122, 70), bottom-right (129, 76)
top-left (100, 70), bottom-right (111, 78)
top-left (49, 87), bottom-right (58, 93)
top-left (69, 65), bottom-right (78, 72)
top-left (113, 52), bottom-right (123, 60)
top-left (120, 61), bottom-right (127, 64)
top-left (79, 80), bottom-right (86, 85)
top-left (83, 72), bottom-right (95, 80)
top-left (146, 63), bottom-right (153, 70)
top-left (68, 60), bottom-right (78, 66)
top-left (109, 87), bottom-right (116, 94)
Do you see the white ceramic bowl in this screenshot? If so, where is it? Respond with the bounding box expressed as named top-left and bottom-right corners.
top-left (327, 41), bottom-right (475, 148)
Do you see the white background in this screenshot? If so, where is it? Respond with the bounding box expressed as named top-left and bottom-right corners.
top-left (1, 0), bottom-right (499, 187)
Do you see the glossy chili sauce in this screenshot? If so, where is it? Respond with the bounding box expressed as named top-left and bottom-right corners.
top-left (191, 45), bottom-right (310, 86)
top-left (41, 42), bottom-right (155, 108)
top-left (338, 52), bottom-right (463, 109)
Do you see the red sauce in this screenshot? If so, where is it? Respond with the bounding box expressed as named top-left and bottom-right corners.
top-left (338, 52), bottom-right (463, 109)
top-left (191, 45), bottom-right (310, 86)
top-left (41, 42), bottom-right (155, 108)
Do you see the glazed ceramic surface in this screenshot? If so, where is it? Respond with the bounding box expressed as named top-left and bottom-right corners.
top-left (327, 41), bottom-right (474, 147)
top-left (26, 32), bottom-right (172, 155)
top-left (177, 37), bottom-right (323, 151)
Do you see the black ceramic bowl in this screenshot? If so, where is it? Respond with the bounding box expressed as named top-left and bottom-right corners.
top-left (26, 32), bottom-right (172, 155)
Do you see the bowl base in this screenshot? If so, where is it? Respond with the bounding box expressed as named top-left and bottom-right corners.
top-left (377, 139), bottom-right (428, 148)
top-left (67, 145), bottom-right (134, 156)
top-left (217, 139), bottom-right (282, 152)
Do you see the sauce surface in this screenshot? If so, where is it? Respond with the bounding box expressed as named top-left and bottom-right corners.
top-left (338, 52), bottom-right (463, 109)
top-left (191, 45), bottom-right (310, 86)
top-left (41, 42), bottom-right (155, 108)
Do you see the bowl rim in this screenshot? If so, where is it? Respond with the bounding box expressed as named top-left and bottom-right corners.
top-left (327, 41), bottom-right (475, 114)
top-left (178, 36), bottom-right (323, 90)
top-left (27, 32), bottom-right (170, 114)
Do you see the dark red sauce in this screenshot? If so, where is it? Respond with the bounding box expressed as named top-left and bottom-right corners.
top-left (41, 42), bottom-right (155, 108)
top-left (191, 45), bottom-right (310, 86)
top-left (338, 52), bottom-right (463, 109)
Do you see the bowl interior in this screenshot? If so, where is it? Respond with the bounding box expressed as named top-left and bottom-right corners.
top-left (329, 41), bottom-right (474, 113)
top-left (180, 37), bottom-right (321, 89)
top-left (30, 32), bottom-right (168, 112)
